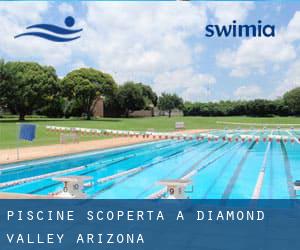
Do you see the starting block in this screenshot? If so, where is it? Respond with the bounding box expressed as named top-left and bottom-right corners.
top-left (53, 176), bottom-right (91, 199)
top-left (294, 180), bottom-right (300, 196)
top-left (158, 179), bottom-right (192, 199)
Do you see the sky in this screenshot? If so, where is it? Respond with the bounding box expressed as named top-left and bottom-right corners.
top-left (0, 1), bottom-right (300, 102)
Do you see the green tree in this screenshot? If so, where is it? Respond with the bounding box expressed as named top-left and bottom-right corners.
top-left (0, 59), bottom-right (8, 109)
top-left (61, 68), bottom-right (117, 120)
top-left (117, 82), bottom-right (146, 117)
top-left (0, 61), bottom-right (59, 121)
top-left (138, 83), bottom-right (158, 107)
top-left (283, 87), bottom-right (300, 115)
top-left (158, 93), bottom-right (183, 118)
top-left (273, 99), bottom-right (290, 116)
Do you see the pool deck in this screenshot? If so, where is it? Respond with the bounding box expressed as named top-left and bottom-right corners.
top-left (0, 129), bottom-right (206, 165)
top-left (0, 192), bottom-right (54, 199)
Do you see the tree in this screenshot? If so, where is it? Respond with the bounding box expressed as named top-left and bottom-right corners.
top-left (245, 99), bottom-right (275, 117)
top-left (117, 82), bottom-right (146, 117)
top-left (273, 99), bottom-right (290, 116)
top-left (0, 59), bottom-right (9, 109)
top-left (0, 61), bottom-right (59, 121)
top-left (138, 83), bottom-right (158, 107)
top-left (158, 93), bottom-right (183, 118)
top-left (61, 68), bottom-right (117, 120)
top-left (283, 87), bottom-right (300, 115)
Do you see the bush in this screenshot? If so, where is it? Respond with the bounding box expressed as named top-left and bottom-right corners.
top-left (183, 99), bottom-right (287, 117)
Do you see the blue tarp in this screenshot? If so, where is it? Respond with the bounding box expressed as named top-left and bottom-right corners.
top-left (19, 124), bottom-right (36, 141)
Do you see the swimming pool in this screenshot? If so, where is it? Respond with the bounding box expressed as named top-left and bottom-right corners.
top-left (0, 129), bottom-right (299, 199)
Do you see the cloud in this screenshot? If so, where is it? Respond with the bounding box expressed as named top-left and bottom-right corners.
top-left (266, 11), bottom-right (300, 98)
top-left (0, 2), bottom-right (212, 100)
top-left (193, 44), bottom-right (204, 55)
top-left (0, 2), bottom-right (49, 23)
top-left (153, 68), bottom-right (216, 101)
top-left (0, 2), bottom-right (78, 67)
top-left (216, 11), bottom-right (300, 78)
top-left (207, 2), bottom-right (255, 24)
top-left (78, 2), bottom-right (207, 83)
top-left (273, 60), bottom-right (300, 98)
top-left (234, 85), bottom-right (262, 100)
top-left (217, 34), bottom-right (296, 77)
top-left (286, 11), bottom-right (300, 42)
top-left (1, 2), bottom-right (299, 102)
top-left (58, 3), bottom-right (74, 15)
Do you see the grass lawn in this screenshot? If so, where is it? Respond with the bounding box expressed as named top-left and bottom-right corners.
top-left (1, 116), bottom-right (300, 149)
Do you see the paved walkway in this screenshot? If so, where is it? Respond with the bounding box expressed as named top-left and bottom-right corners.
top-left (0, 129), bottom-right (206, 165)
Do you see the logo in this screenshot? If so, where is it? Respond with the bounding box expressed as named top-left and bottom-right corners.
top-left (14, 16), bottom-right (83, 42)
top-left (205, 20), bottom-right (275, 38)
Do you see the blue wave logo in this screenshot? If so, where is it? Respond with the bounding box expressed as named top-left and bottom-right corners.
top-left (14, 16), bottom-right (82, 42)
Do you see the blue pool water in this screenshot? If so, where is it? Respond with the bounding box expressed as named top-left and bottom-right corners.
top-left (1, 130), bottom-right (300, 199)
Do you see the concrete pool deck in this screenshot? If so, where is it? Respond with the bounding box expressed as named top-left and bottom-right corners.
top-left (0, 129), bottom-right (206, 165)
top-left (0, 192), bottom-right (54, 199)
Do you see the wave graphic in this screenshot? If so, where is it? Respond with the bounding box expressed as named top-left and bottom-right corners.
top-left (27, 24), bottom-right (83, 35)
top-left (14, 32), bottom-right (81, 42)
top-left (14, 17), bottom-right (82, 42)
